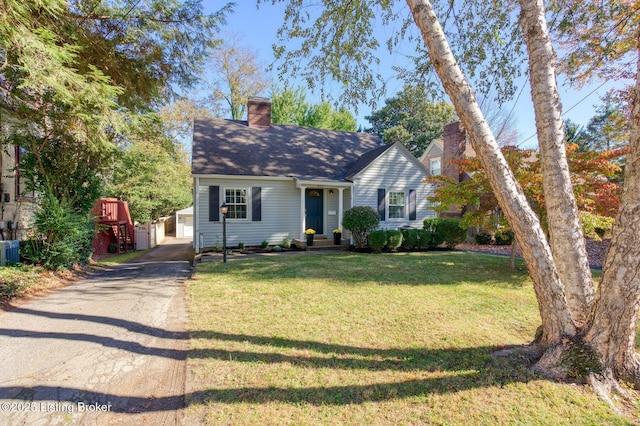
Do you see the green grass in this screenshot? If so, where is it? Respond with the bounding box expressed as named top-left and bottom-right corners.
top-left (186, 251), bottom-right (633, 425)
top-left (94, 249), bottom-right (151, 266)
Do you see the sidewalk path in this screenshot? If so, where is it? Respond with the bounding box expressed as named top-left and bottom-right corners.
top-left (0, 237), bottom-right (192, 425)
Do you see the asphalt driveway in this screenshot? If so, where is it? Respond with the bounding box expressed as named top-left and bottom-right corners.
top-left (0, 237), bottom-right (192, 425)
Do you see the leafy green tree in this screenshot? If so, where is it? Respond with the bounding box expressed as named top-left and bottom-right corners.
top-left (301, 102), bottom-right (357, 131)
top-left (5, 79), bottom-right (121, 213)
top-left (583, 101), bottom-right (629, 152)
top-left (1, 1), bottom-right (124, 213)
top-left (270, 86), bottom-right (308, 125)
top-left (1, 0), bottom-right (228, 200)
top-left (67, 0), bottom-right (232, 111)
top-left (565, 119), bottom-right (590, 151)
top-left (365, 85), bottom-right (457, 156)
top-left (1, 0), bottom-right (223, 270)
top-left (270, 86), bottom-right (357, 131)
top-left (1, 0), bottom-right (227, 213)
top-left (565, 100), bottom-right (629, 154)
top-left (106, 116), bottom-right (192, 223)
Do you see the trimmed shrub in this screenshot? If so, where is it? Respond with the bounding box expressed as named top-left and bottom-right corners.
top-left (386, 230), bottom-right (403, 251)
top-left (494, 230), bottom-right (514, 245)
top-left (281, 235), bottom-right (291, 249)
top-left (401, 229), bottom-right (419, 250)
top-left (420, 227), bottom-right (445, 248)
top-left (367, 230), bottom-right (387, 252)
top-left (423, 218), bottom-right (467, 248)
top-left (437, 218), bottom-right (468, 248)
top-left (475, 231), bottom-right (493, 245)
top-left (343, 206), bottom-right (380, 249)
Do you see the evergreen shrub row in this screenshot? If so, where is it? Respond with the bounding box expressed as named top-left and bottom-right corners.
top-left (364, 218), bottom-right (468, 252)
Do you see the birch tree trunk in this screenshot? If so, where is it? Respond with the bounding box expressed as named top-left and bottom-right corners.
top-left (583, 45), bottom-right (640, 386)
top-left (518, 0), bottom-right (594, 327)
top-left (405, 0), bottom-right (576, 347)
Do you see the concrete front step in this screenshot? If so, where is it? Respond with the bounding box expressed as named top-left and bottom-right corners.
top-left (294, 235), bottom-right (349, 250)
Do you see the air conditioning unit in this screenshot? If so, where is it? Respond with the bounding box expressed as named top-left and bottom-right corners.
top-left (0, 240), bottom-right (20, 266)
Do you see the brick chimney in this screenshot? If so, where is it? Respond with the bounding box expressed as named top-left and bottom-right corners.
top-left (442, 121), bottom-right (467, 182)
top-left (247, 97), bottom-right (271, 128)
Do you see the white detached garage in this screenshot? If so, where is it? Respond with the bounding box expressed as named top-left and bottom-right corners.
top-left (176, 206), bottom-right (193, 238)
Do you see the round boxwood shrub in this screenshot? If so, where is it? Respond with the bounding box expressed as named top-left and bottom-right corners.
top-left (494, 230), bottom-right (514, 245)
top-left (342, 206), bottom-right (380, 249)
top-left (386, 230), bottom-right (403, 251)
top-left (401, 229), bottom-right (419, 250)
top-left (475, 231), bottom-right (493, 245)
top-left (437, 218), bottom-right (468, 248)
top-left (419, 228), bottom-right (445, 248)
top-left (367, 229), bottom-right (387, 252)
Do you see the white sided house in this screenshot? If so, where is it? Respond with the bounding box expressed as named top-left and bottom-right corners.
top-left (191, 98), bottom-right (436, 252)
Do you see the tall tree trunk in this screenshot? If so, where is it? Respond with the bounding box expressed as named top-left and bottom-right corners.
top-left (510, 235), bottom-right (520, 271)
top-left (406, 0), bottom-right (576, 347)
top-left (518, 0), bottom-right (594, 327)
top-left (583, 44), bottom-right (640, 386)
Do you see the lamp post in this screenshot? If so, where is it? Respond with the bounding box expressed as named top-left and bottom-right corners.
top-left (220, 202), bottom-right (228, 263)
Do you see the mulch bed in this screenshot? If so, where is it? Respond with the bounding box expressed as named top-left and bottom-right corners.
top-left (457, 238), bottom-right (610, 269)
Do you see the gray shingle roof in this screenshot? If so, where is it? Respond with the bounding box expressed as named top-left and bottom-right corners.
top-left (192, 117), bottom-right (386, 181)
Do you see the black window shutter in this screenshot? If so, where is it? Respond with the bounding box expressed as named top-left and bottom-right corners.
top-left (409, 189), bottom-right (417, 220)
top-left (252, 187), bottom-right (262, 221)
top-left (377, 188), bottom-right (386, 221)
top-left (209, 186), bottom-right (219, 222)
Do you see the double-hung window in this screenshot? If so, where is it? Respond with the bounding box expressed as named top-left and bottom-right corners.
top-left (388, 191), bottom-right (406, 219)
top-left (225, 188), bottom-right (248, 219)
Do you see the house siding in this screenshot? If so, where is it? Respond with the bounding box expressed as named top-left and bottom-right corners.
top-left (352, 146), bottom-right (436, 229)
top-left (325, 189), bottom-right (351, 233)
top-left (196, 177), bottom-right (300, 247)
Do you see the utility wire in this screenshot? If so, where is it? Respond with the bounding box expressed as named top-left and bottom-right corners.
top-left (517, 79), bottom-right (610, 147)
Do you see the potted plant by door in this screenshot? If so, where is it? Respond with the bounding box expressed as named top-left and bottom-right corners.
top-left (332, 228), bottom-right (342, 245)
top-left (305, 228), bottom-right (316, 246)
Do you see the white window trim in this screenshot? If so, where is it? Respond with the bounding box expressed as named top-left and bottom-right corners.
top-left (223, 187), bottom-right (251, 221)
top-left (388, 190), bottom-right (406, 220)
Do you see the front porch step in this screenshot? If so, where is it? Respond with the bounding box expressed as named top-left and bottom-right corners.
top-left (294, 235), bottom-right (349, 250)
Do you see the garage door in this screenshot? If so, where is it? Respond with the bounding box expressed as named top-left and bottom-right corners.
top-left (183, 216), bottom-right (193, 238)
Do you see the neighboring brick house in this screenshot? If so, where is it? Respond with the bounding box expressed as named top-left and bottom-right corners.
top-left (419, 121), bottom-right (475, 218)
top-left (0, 142), bottom-right (35, 241)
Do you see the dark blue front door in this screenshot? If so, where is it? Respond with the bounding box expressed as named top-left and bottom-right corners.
top-left (305, 189), bottom-right (323, 234)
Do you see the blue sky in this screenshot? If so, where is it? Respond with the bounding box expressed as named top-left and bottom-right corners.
top-left (214, 2), bottom-right (622, 149)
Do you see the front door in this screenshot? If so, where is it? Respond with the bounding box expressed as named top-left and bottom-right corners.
top-left (305, 189), bottom-right (323, 234)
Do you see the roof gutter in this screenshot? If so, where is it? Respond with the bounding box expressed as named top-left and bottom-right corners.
top-left (294, 178), bottom-right (353, 189)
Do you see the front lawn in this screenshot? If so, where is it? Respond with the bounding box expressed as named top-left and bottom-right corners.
top-left (185, 251), bottom-right (631, 425)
